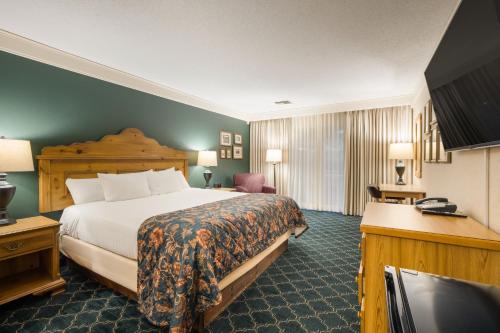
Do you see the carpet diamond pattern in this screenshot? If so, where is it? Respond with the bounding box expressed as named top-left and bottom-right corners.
top-left (0, 210), bottom-right (361, 332)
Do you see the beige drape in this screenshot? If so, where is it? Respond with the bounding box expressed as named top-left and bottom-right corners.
top-left (288, 113), bottom-right (345, 211)
top-left (250, 118), bottom-right (291, 195)
top-left (343, 106), bottom-right (413, 215)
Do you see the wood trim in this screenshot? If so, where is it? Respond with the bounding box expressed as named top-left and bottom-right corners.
top-left (66, 240), bottom-right (288, 331)
top-left (195, 240), bottom-right (288, 331)
top-left (360, 225), bottom-right (500, 251)
top-left (36, 128), bottom-right (190, 212)
top-left (0, 29), bottom-right (247, 121)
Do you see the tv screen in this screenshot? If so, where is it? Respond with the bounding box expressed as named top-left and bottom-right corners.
top-left (425, 0), bottom-right (500, 151)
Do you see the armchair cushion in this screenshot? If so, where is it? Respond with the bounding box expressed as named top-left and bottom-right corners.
top-left (262, 185), bottom-right (276, 194)
top-left (233, 173), bottom-right (274, 194)
top-left (235, 185), bottom-right (249, 193)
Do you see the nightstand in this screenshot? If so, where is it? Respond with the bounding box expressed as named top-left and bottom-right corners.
top-left (213, 187), bottom-right (236, 192)
top-left (0, 216), bottom-right (65, 305)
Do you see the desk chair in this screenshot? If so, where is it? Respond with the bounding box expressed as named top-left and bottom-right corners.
top-left (367, 185), bottom-right (401, 203)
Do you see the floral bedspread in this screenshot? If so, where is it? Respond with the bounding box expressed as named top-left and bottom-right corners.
top-left (137, 193), bottom-right (307, 332)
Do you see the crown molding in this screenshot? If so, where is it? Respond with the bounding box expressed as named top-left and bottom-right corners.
top-left (0, 29), bottom-right (248, 121)
top-left (248, 94), bottom-right (414, 121)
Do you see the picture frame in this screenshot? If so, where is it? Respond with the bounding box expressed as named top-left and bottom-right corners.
top-left (220, 131), bottom-right (232, 146)
top-left (233, 146), bottom-right (243, 159)
top-left (424, 132), bottom-right (433, 163)
top-left (426, 100), bottom-right (434, 132)
top-left (234, 133), bottom-right (242, 145)
top-left (414, 112), bottom-right (422, 178)
top-left (220, 148), bottom-right (226, 159)
top-left (429, 100), bottom-right (437, 128)
top-left (226, 148), bottom-right (232, 159)
top-left (423, 103), bottom-right (428, 134)
top-left (436, 130), bottom-right (452, 163)
top-left (431, 125), bottom-right (439, 162)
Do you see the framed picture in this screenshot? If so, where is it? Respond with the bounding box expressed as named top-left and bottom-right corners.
top-left (220, 148), bottom-right (226, 159)
top-left (423, 103), bottom-right (428, 134)
top-left (234, 133), bottom-right (242, 145)
top-left (431, 125), bottom-right (439, 161)
top-left (220, 131), bottom-right (232, 146)
top-left (436, 130), bottom-right (452, 163)
top-left (424, 132), bottom-right (433, 163)
top-left (414, 112), bottom-right (422, 178)
top-left (429, 100), bottom-right (437, 128)
top-left (226, 148), bottom-right (232, 159)
top-left (233, 146), bottom-right (243, 159)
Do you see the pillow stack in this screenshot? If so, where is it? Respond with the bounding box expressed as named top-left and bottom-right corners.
top-left (65, 168), bottom-right (190, 204)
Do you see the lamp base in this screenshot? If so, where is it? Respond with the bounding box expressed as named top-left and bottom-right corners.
top-left (0, 173), bottom-right (17, 227)
top-left (0, 217), bottom-right (16, 226)
top-left (203, 170), bottom-right (213, 189)
top-left (395, 165), bottom-right (406, 185)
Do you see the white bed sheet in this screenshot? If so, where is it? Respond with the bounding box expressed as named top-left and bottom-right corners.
top-left (60, 188), bottom-right (245, 259)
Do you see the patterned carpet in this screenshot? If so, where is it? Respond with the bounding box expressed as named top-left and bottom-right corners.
top-left (0, 211), bottom-right (361, 333)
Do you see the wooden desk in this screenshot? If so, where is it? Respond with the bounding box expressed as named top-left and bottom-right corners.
top-left (358, 203), bottom-right (500, 332)
top-left (379, 183), bottom-right (426, 203)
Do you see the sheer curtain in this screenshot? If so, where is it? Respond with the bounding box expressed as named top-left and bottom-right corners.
top-left (250, 113), bottom-right (345, 211)
top-left (343, 106), bottom-right (413, 215)
top-left (288, 113), bottom-right (345, 211)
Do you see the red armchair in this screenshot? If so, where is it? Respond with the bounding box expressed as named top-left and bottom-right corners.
top-left (233, 173), bottom-right (276, 194)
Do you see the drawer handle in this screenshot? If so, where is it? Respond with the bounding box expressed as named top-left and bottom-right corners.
top-left (4, 241), bottom-right (25, 252)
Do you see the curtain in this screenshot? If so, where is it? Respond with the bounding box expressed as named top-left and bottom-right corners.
top-left (343, 106), bottom-right (413, 215)
top-left (288, 113), bottom-right (345, 211)
top-left (250, 114), bottom-right (345, 211)
top-left (250, 118), bottom-right (291, 195)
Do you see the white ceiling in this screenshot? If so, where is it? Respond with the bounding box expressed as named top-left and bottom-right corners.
top-left (0, 0), bottom-right (459, 120)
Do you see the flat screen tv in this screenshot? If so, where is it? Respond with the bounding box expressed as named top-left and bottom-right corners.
top-left (425, 0), bottom-right (500, 151)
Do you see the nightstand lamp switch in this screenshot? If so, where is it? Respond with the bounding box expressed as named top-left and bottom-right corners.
top-left (0, 138), bottom-right (34, 226)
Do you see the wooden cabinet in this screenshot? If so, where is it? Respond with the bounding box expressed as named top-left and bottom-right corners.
top-left (0, 216), bottom-right (65, 305)
top-left (359, 203), bottom-right (500, 333)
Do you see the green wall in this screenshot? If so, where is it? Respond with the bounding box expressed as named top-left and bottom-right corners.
top-left (0, 51), bottom-right (249, 219)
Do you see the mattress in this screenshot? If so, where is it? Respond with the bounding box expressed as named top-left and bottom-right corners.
top-left (59, 188), bottom-right (245, 259)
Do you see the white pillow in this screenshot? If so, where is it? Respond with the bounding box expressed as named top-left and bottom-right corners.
top-left (175, 170), bottom-right (191, 190)
top-left (66, 178), bottom-right (105, 205)
top-left (147, 168), bottom-right (179, 195)
top-left (98, 171), bottom-right (152, 202)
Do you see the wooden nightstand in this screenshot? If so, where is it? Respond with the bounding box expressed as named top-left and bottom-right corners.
top-left (0, 216), bottom-right (65, 305)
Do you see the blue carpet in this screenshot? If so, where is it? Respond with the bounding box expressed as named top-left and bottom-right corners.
top-left (0, 211), bottom-right (361, 332)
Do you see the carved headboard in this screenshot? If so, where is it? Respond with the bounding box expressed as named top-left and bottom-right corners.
top-left (37, 128), bottom-right (189, 213)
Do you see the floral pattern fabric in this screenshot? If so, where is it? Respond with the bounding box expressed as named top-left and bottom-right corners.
top-left (137, 193), bottom-right (307, 332)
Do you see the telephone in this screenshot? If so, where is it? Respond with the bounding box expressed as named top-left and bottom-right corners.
top-left (415, 197), bottom-right (458, 213)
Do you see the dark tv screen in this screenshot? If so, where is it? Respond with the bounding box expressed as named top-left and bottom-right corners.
top-left (425, 0), bottom-right (500, 151)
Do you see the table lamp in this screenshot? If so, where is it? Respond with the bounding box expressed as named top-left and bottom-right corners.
top-left (0, 138), bottom-right (34, 226)
top-left (266, 149), bottom-right (282, 188)
top-left (388, 143), bottom-right (414, 185)
top-left (197, 150), bottom-right (217, 188)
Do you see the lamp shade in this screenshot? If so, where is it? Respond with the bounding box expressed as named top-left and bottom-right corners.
top-left (0, 139), bottom-right (34, 172)
top-left (197, 150), bottom-right (217, 167)
top-left (388, 143), bottom-right (414, 160)
top-left (266, 149), bottom-right (282, 163)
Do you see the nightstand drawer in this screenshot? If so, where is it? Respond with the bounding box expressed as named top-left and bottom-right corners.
top-left (0, 229), bottom-right (54, 259)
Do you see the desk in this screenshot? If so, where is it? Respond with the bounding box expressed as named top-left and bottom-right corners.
top-left (358, 203), bottom-right (500, 332)
top-left (379, 183), bottom-right (426, 203)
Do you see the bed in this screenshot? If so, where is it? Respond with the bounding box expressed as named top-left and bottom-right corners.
top-left (37, 128), bottom-right (307, 332)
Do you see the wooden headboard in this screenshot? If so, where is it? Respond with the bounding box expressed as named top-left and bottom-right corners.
top-left (37, 128), bottom-right (189, 213)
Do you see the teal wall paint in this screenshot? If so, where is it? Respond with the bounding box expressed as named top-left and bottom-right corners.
top-left (0, 51), bottom-right (249, 219)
